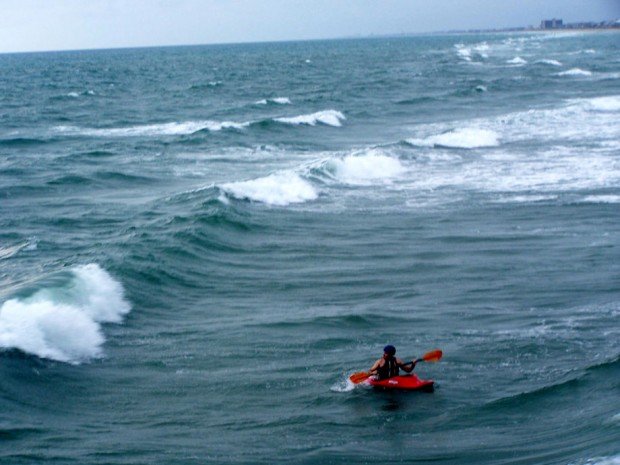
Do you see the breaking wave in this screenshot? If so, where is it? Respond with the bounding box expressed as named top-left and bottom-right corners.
top-left (406, 128), bottom-right (500, 149)
top-left (320, 151), bottom-right (406, 185)
top-left (50, 109), bottom-right (345, 137)
top-left (220, 172), bottom-right (318, 206)
top-left (255, 97), bottom-right (291, 105)
top-left (537, 59), bottom-right (562, 66)
top-left (274, 110), bottom-right (345, 127)
top-left (53, 120), bottom-right (249, 137)
top-left (558, 68), bottom-right (592, 77)
top-left (507, 57), bottom-right (527, 65)
top-left (0, 264), bottom-right (131, 364)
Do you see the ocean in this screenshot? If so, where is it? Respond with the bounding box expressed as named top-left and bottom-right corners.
top-left (0, 31), bottom-right (619, 464)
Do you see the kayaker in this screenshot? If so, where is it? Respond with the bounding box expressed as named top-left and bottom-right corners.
top-left (369, 345), bottom-right (416, 380)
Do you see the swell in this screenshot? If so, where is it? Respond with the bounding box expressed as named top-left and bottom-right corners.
top-left (480, 355), bottom-right (620, 413)
top-left (118, 196), bottom-right (271, 298)
top-left (0, 423), bottom-right (45, 441)
top-left (0, 137), bottom-right (51, 147)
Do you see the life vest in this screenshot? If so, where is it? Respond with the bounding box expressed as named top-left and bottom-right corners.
top-left (376, 356), bottom-right (399, 380)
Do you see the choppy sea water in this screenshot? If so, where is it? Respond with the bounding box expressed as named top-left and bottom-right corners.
top-left (1, 32), bottom-right (619, 465)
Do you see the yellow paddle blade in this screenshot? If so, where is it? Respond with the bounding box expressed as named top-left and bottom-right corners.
top-left (349, 371), bottom-right (371, 384)
top-left (421, 349), bottom-right (443, 363)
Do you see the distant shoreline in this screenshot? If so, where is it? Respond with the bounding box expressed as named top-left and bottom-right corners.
top-left (1, 25), bottom-right (618, 56)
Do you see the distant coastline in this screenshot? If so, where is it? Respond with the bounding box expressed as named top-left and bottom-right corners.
top-left (443, 18), bottom-right (620, 34)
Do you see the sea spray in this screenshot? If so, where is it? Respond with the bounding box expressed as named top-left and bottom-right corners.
top-left (0, 264), bottom-right (131, 363)
top-left (221, 172), bottom-right (318, 206)
top-left (322, 151), bottom-right (406, 185)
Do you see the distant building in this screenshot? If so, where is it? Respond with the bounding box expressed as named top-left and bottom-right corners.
top-left (540, 18), bottom-right (563, 29)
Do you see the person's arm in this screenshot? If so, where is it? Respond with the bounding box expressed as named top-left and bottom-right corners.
top-left (368, 359), bottom-right (382, 375)
top-left (398, 357), bottom-right (416, 373)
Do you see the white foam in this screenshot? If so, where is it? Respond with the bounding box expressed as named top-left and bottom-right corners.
top-left (0, 264), bottom-right (130, 364)
top-left (221, 172), bottom-right (318, 206)
top-left (580, 195), bottom-right (620, 204)
top-left (275, 110), bottom-right (345, 127)
top-left (558, 68), bottom-right (592, 77)
top-left (537, 59), bottom-right (562, 66)
top-left (330, 377), bottom-right (356, 392)
top-left (493, 195), bottom-right (558, 204)
top-left (455, 44), bottom-right (472, 61)
top-left (579, 455), bottom-right (620, 465)
top-left (507, 57), bottom-right (527, 65)
top-left (455, 42), bottom-right (490, 62)
top-left (54, 120), bottom-right (249, 137)
top-left (0, 242), bottom-right (29, 260)
top-left (408, 128), bottom-right (500, 149)
top-left (67, 92), bottom-right (79, 98)
top-left (324, 151), bottom-right (406, 185)
top-left (255, 97), bottom-right (291, 105)
top-left (475, 85), bottom-right (488, 92)
top-left (585, 96), bottom-right (620, 112)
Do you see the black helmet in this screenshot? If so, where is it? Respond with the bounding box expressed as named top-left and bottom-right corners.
top-left (383, 345), bottom-right (396, 356)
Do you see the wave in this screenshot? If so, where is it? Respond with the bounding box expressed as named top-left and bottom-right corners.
top-left (274, 110), bottom-right (345, 127)
top-left (53, 120), bottom-right (249, 137)
top-left (46, 175), bottom-right (91, 186)
top-left (68, 90), bottom-right (95, 98)
top-left (483, 356), bottom-right (619, 412)
top-left (454, 42), bottom-right (489, 62)
top-left (579, 195), bottom-right (620, 204)
top-left (255, 97), bottom-right (291, 105)
top-left (410, 95), bottom-right (619, 149)
top-left (0, 241), bottom-right (36, 260)
top-left (318, 151), bottom-right (406, 185)
top-left (395, 96), bottom-right (438, 105)
top-left (406, 128), bottom-right (500, 149)
top-left (507, 57), bottom-right (527, 65)
top-left (0, 264), bottom-right (131, 364)
top-left (93, 171), bottom-right (153, 184)
top-left (0, 137), bottom-right (49, 147)
top-left (578, 455), bottom-right (620, 465)
top-left (583, 96), bottom-right (620, 112)
top-left (220, 171), bottom-right (318, 206)
top-left (189, 81), bottom-right (222, 91)
top-left (492, 195), bottom-right (558, 204)
top-left (558, 68), bottom-right (593, 77)
top-left (536, 59), bottom-right (562, 66)
top-left (50, 109), bottom-right (345, 138)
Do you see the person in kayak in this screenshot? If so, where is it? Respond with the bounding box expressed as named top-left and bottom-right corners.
top-left (369, 345), bottom-right (416, 380)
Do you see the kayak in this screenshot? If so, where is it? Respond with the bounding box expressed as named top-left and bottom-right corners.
top-left (366, 374), bottom-right (434, 392)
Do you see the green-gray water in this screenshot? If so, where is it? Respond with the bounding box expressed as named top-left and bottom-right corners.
top-left (1, 32), bottom-right (619, 464)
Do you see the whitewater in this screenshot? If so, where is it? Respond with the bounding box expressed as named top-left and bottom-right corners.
top-left (1, 31), bottom-right (619, 465)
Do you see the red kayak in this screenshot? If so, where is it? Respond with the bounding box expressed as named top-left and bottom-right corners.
top-left (366, 374), bottom-right (434, 392)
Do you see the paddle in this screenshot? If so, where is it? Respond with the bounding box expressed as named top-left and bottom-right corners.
top-left (349, 349), bottom-right (443, 384)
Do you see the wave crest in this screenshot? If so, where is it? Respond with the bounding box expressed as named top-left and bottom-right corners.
top-left (407, 128), bottom-right (500, 149)
top-left (275, 110), bottom-right (345, 127)
top-left (0, 264), bottom-right (131, 364)
top-left (220, 172), bottom-right (318, 206)
top-left (321, 151), bottom-right (406, 185)
top-left (255, 97), bottom-right (291, 105)
top-left (54, 120), bottom-right (249, 137)
top-left (558, 68), bottom-right (592, 77)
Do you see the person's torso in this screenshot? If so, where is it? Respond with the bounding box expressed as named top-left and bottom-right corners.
top-left (377, 357), bottom-right (399, 380)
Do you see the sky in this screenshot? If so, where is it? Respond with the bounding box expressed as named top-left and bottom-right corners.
top-left (0, 0), bottom-right (618, 54)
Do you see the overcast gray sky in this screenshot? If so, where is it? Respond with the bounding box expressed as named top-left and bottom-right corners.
top-left (1, 0), bottom-right (618, 53)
